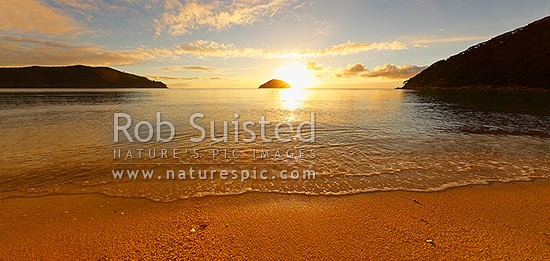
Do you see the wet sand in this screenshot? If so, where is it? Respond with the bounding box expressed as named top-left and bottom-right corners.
top-left (1, 180), bottom-right (549, 259)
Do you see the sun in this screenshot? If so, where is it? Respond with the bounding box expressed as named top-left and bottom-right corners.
top-left (272, 62), bottom-right (315, 89)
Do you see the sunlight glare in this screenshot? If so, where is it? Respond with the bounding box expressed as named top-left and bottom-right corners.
top-left (272, 62), bottom-right (314, 89)
top-left (278, 88), bottom-right (308, 112)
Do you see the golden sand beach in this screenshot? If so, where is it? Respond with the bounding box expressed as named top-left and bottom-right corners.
top-left (1, 180), bottom-right (549, 259)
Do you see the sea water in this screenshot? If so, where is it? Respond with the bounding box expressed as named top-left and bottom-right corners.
top-left (0, 88), bottom-right (548, 202)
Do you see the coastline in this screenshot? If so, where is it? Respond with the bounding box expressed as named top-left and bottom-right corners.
top-left (1, 179), bottom-right (549, 259)
top-left (0, 87), bottom-right (168, 89)
top-left (398, 86), bottom-right (550, 92)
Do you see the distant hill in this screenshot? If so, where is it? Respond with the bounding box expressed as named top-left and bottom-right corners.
top-left (258, 79), bottom-right (292, 89)
top-left (0, 65), bottom-right (167, 88)
top-left (403, 16), bottom-right (550, 90)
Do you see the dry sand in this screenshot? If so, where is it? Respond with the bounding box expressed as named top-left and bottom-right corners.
top-left (1, 180), bottom-right (549, 259)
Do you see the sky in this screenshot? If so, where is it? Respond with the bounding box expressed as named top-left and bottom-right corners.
top-left (1, 0), bottom-right (549, 88)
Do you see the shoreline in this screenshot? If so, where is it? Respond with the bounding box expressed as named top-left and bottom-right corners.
top-left (1, 179), bottom-right (549, 259)
top-left (0, 87), bottom-right (168, 89)
top-left (397, 86), bottom-right (550, 92)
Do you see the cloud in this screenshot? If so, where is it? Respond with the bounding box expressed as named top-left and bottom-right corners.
top-left (159, 65), bottom-right (219, 71)
top-left (0, 0), bottom-right (81, 35)
top-left (305, 60), bottom-right (323, 71)
top-left (0, 36), bottom-right (173, 67)
top-left (342, 63), bottom-right (366, 75)
top-left (411, 36), bottom-right (488, 45)
top-left (333, 63), bottom-right (426, 79)
top-left (0, 36), bottom-right (407, 68)
top-left (294, 2), bottom-right (307, 9)
top-left (363, 64), bottom-right (427, 79)
top-left (305, 60), bottom-right (425, 79)
top-left (143, 75), bottom-right (199, 80)
top-left (155, 0), bottom-right (299, 36)
top-left (144, 75), bottom-right (225, 80)
top-left (52, 0), bottom-right (135, 13)
top-left (52, 0), bottom-right (157, 24)
top-left (175, 40), bottom-right (407, 59)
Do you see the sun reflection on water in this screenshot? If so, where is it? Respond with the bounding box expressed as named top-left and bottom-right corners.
top-left (278, 88), bottom-right (309, 117)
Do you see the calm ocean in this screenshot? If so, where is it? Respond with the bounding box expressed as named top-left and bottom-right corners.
top-left (0, 88), bottom-right (548, 201)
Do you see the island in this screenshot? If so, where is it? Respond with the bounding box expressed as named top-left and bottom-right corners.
top-left (258, 79), bottom-right (292, 89)
top-left (402, 16), bottom-right (550, 90)
top-left (0, 65), bottom-right (167, 88)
